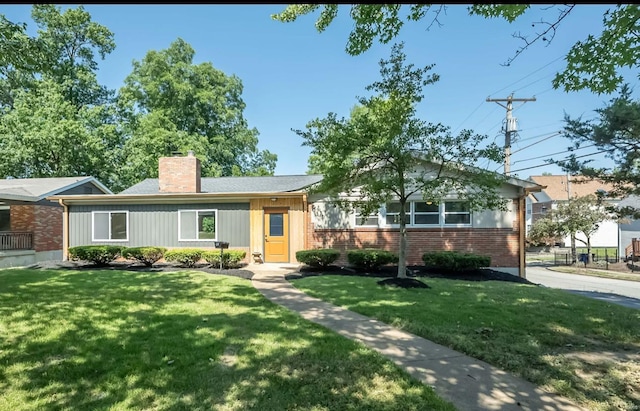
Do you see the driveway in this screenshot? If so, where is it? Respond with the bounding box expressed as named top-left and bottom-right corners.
top-left (526, 265), bottom-right (640, 310)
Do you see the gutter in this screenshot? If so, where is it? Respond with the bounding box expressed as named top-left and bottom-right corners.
top-left (47, 191), bottom-right (306, 206)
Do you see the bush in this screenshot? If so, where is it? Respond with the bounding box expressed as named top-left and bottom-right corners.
top-left (422, 251), bottom-right (491, 272)
top-left (347, 249), bottom-right (398, 271)
top-left (296, 248), bottom-right (340, 267)
top-left (121, 246), bottom-right (167, 267)
top-left (202, 250), bottom-right (247, 269)
top-left (68, 245), bottom-right (123, 266)
top-left (164, 249), bottom-right (204, 268)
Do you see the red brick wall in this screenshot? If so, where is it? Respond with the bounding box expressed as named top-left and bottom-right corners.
top-left (307, 203), bottom-right (520, 268)
top-left (158, 153), bottom-right (201, 193)
top-left (10, 204), bottom-right (62, 252)
top-left (10, 205), bottom-right (34, 232)
top-left (34, 205), bottom-right (63, 252)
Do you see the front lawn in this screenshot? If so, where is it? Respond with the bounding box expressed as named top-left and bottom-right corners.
top-left (0, 268), bottom-right (454, 411)
top-left (292, 275), bottom-right (640, 411)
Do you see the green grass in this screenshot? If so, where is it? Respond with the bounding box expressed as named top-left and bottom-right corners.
top-left (292, 275), bottom-right (640, 411)
top-left (0, 268), bottom-right (455, 411)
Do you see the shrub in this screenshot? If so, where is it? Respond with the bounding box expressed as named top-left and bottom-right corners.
top-left (347, 249), bottom-right (398, 271)
top-left (68, 245), bottom-right (123, 266)
top-left (422, 251), bottom-right (491, 273)
top-left (121, 246), bottom-right (167, 267)
top-left (202, 250), bottom-right (247, 269)
top-left (164, 249), bottom-right (204, 268)
top-left (296, 248), bottom-right (340, 267)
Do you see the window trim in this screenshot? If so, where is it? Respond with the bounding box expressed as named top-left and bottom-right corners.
top-left (443, 201), bottom-right (472, 227)
top-left (412, 201), bottom-right (441, 227)
top-left (378, 200), bottom-right (472, 228)
top-left (178, 209), bottom-right (218, 242)
top-left (354, 206), bottom-right (379, 227)
top-left (91, 210), bottom-right (129, 242)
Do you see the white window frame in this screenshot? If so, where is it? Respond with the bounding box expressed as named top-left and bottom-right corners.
top-left (443, 201), bottom-right (472, 227)
top-left (354, 206), bottom-right (379, 227)
top-left (178, 209), bottom-right (218, 241)
top-left (91, 210), bottom-right (129, 242)
top-left (413, 201), bottom-right (441, 227)
top-left (384, 201), bottom-right (412, 226)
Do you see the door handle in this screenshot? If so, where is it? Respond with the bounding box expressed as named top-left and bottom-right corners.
top-left (264, 235), bottom-right (268, 242)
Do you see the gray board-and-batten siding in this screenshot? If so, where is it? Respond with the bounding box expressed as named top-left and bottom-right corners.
top-left (69, 203), bottom-right (250, 248)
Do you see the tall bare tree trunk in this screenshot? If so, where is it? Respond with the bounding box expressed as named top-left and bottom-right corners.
top-left (571, 233), bottom-right (577, 265)
top-left (397, 200), bottom-right (407, 279)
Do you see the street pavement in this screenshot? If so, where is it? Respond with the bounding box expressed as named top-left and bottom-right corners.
top-left (526, 265), bottom-right (640, 310)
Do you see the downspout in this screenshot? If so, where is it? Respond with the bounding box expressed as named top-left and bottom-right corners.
top-left (519, 191), bottom-right (527, 279)
top-left (302, 193), bottom-right (308, 249)
top-left (58, 199), bottom-right (69, 261)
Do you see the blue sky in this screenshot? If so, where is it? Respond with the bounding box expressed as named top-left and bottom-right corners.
top-left (2, 4), bottom-right (636, 180)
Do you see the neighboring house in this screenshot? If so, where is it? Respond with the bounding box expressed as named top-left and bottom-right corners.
top-left (616, 195), bottom-right (640, 259)
top-left (526, 175), bottom-right (619, 249)
top-left (50, 152), bottom-right (543, 277)
top-left (0, 177), bottom-right (112, 268)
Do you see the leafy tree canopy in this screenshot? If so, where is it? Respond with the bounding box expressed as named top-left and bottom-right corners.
top-left (273, 4), bottom-right (640, 94)
top-left (557, 84), bottom-right (640, 208)
top-left (117, 38), bottom-right (276, 188)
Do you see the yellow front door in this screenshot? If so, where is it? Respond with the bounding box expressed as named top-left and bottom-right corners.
top-left (264, 208), bottom-right (289, 263)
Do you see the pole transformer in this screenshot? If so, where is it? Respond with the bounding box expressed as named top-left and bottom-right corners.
top-left (486, 94), bottom-right (536, 175)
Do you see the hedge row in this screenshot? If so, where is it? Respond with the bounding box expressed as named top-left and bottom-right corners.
top-left (68, 245), bottom-right (246, 269)
top-left (296, 248), bottom-right (491, 272)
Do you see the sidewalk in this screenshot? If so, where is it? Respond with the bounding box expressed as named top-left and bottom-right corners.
top-left (249, 263), bottom-right (586, 411)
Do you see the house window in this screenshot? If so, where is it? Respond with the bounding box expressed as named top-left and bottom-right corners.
top-left (385, 202), bottom-right (410, 225)
top-left (444, 202), bottom-right (471, 225)
top-left (414, 202), bottom-right (440, 225)
top-left (179, 209), bottom-right (217, 241)
top-left (0, 207), bottom-right (10, 231)
top-left (355, 207), bottom-right (378, 226)
top-left (92, 211), bottom-right (128, 241)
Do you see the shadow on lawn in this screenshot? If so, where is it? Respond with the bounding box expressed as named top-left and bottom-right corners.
top-left (0, 269), bottom-right (451, 411)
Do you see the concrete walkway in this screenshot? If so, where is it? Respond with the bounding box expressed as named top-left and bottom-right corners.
top-left (249, 263), bottom-right (586, 411)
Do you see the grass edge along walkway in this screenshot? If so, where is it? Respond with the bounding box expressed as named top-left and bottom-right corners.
top-left (250, 267), bottom-right (586, 411)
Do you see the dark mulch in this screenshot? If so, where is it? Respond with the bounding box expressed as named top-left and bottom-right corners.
top-left (27, 260), bottom-right (254, 280)
top-left (377, 278), bottom-right (431, 288)
top-left (286, 264), bottom-right (536, 285)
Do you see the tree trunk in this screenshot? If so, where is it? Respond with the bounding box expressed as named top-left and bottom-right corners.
top-left (587, 237), bottom-right (592, 264)
top-left (397, 200), bottom-right (407, 279)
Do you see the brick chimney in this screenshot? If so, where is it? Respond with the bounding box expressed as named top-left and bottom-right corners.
top-left (158, 150), bottom-right (201, 193)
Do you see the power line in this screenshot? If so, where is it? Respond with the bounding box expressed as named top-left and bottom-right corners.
top-left (516, 129), bottom-right (563, 143)
top-left (509, 149), bottom-right (614, 174)
top-left (452, 100), bottom-right (485, 133)
top-left (511, 131), bottom-right (562, 155)
top-left (512, 72), bottom-right (557, 94)
top-left (488, 54), bottom-right (565, 96)
top-left (512, 143), bottom-right (597, 164)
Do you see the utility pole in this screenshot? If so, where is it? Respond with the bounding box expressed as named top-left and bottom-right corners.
top-left (486, 94), bottom-right (536, 175)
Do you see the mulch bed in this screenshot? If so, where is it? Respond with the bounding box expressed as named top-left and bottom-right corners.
top-left (285, 264), bottom-right (536, 286)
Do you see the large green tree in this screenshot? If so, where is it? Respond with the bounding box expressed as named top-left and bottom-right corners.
top-left (273, 4), bottom-right (640, 94)
top-left (117, 38), bottom-right (276, 187)
top-left (0, 5), bottom-right (122, 189)
top-left (557, 85), bottom-right (640, 210)
top-left (296, 43), bottom-right (506, 279)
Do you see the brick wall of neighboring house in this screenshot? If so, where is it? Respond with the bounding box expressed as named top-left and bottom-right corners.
top-left (9, 204), bottom-right (62, 252)
top-left (307, 203), bottom-right (520, 268)
top-left (10, 205), bottom-right (35, 233)
top-left (34, 205), bottom-right (63, 252)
